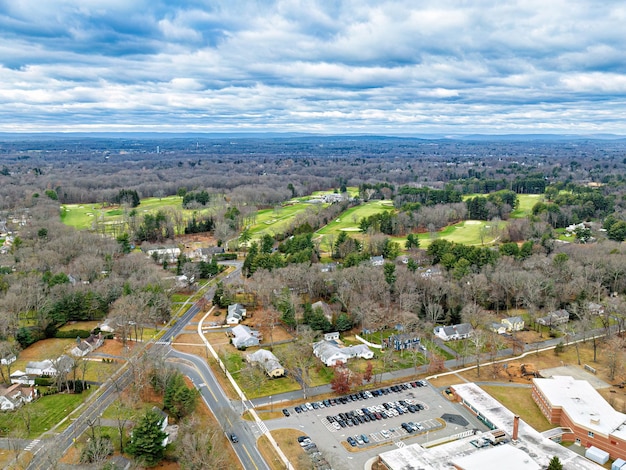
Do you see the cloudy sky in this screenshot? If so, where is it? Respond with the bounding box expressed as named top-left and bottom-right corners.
top-left (0, 0), bottom-right (625, 135)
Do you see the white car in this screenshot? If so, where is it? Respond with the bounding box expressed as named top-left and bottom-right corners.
top-left (332, 422), bottom-right (341, 430)
top-left (381, 429), bottom-right (390, 439)
top-left (305, 402), bottom-right (313, 411)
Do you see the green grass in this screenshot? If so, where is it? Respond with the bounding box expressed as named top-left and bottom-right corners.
top-left (511, 194), bottom-right (543, 219)
top-left (60, 195), bottom-right (210, 233)
top-left (480, 385), bottom-right (552, 432)
top-left (0, 389), bottom-right (94, 437)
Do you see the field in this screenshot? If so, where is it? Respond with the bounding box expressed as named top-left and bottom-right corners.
top-left (60, 191), bottom-right (542, 255)
top-left (248, 202), bottom-right (320, 239)
top-left (511, 194), bottom-right (543, 218)
top-left (60, 195), bottom-right (208, 233)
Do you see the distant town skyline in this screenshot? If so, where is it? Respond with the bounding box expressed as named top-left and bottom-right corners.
top-left (0, 1), bottom-right (625, 135)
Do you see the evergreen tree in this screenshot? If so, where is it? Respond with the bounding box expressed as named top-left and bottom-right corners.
top-left (127, 409), bottom-right (168, 467)
top-left (547, 456), bottom-right (563, 470)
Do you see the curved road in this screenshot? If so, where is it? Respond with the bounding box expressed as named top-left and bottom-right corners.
top-left (26, 261), bottom-right (249, 470)
top-left (169, 350), bottom-right (270, 470)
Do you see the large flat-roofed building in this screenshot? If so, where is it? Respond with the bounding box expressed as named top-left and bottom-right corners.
top-left (378, 382), bottom-right (603, 470)
top-left (532, 375), bottom-right (626, 459)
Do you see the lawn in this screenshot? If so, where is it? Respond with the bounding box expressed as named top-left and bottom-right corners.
top-left (13, 338), bottom-right (76, 372)
top-left (60, 195), bottom-right (211, 233)
top-left (248, 202), bottom-right (319, 239)
top-left (0, 389), bottom-right (94, 437)
top-left (511, 194), bottom-right (543, 218)
top-left (480, 385), bottom-right (552, 432)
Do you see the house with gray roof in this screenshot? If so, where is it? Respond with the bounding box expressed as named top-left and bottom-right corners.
top-left (433, 323), bottom-right (473, 341)
top-left (230, 325), bottom-right (261, 349)
top-left (537, 309), bottom-right (570, 326)
top-left (313, 340), bottom-right (373, 367)
top-left (247, 349), bottom-right (285, 378)
top-left (226, 303), bottom-right (247, 325)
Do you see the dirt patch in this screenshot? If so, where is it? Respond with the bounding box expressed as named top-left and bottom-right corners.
top-left (174, 332), bottom-right (205, 345)
top-left (96, 338), bottom-right (137, 357)
top-left (13, 338), bottom-right (76, 370)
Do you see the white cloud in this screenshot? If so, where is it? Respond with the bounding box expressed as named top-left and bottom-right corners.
top-left (0, 0), bottom-right (624, 133)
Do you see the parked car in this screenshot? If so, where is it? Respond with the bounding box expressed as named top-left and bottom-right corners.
top-left (230, 433), bottom-right (239, 443)
top-left (361, 434), bottom-right (370, 444)
top-left (282, 408), bottom-right (290, 417)
top-left (381, 429), bottom-right (390, 438)
top-left (294, 406), bottom-right (302, 413)
top-left (347, 436), bottom-right (357, 447)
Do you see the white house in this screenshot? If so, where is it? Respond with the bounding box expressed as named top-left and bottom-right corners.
top-left (0, 353), bottom-right (16, 365)
top-left (0, 395), bottom-right (16, 411)
top-left (247, 349), bottom-right (285, 378)
top-left (313, 341), bottom-right (373, 367)
top-left (10, 370), bottom-right (35, 385)
top-left (230, 325), bottom-right (261, 349)
top-left (146, 247), bottom-right (180, 264)
top-left (226, 304), bottom-right (247, 325)
top-left (70, 333), bottom-right (104, 357)
top-left (26, 355), bottom-right (74, 376)
top-left (433, 323), bottom-right (473, 341)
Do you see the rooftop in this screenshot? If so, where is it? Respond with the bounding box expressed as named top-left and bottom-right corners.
top-left (534, 375), bottom-right (626, 440)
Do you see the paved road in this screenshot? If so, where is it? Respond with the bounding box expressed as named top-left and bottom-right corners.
top-left (169, 350), bottom-right (270, 470)
top-left (25, 261), bottom-right (244, 470)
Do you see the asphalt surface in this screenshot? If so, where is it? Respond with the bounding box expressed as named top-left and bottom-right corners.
top-left (169, 350), bottom-right (270, 470)
top-left (24, 261), bottom-right (250, 470)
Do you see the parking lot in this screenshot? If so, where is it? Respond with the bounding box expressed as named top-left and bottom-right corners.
top-left (268, 380), bottom-right (489, 469)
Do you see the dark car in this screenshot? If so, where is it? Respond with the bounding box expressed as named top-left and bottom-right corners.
top-left (294, 406), bottom-right (302, 413)
top-left (361, 434), bottom-right (370, 444)
top-left (347, 436), bottom-right (357, 447)
top-left (297, 435), bottom-right (310, 443)
top-left (282, 408), bottom-right (290, 417)
top-left (230, 433), bottom-right (239, 443)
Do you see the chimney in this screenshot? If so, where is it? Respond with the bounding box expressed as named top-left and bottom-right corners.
top-left (512, 415), bottom-right (520, 441)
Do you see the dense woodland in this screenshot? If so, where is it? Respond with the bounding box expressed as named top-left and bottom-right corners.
top-left (2, 136), bottom-right (626, 345)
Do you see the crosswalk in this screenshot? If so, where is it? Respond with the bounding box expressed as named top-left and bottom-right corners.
top-left (24, 439), bottom-right (41, 453)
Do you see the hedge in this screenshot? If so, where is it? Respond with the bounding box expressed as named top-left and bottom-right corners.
top-left (55, 329), bottom-right (91, 339)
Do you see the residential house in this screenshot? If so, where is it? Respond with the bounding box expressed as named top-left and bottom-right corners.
top-left (313, 340), bottom-right (373, 367)
top-left (193, 246), bottom-right (224, 261)
top-left (370, 255), bottom-right (384, 267)
top-left (383, 334), bottom-right (424, 351)
top-left (489, 322), bottom-right (508, 335)
top-left (98, 319), bottom-right (115, 333)
top-left (536, 309), bottom-right (570, 326)
top-left (226, 303), bottom-right (247, 325)
top-left (0, 384), bottom-right (36, 411)
top-left (320, 262), bottom-right (338, 273)
top-left (70, 333), bottom-right (104, 357)
top-left (26, 355), bottom-right (74, 376)
top-left (246, 349), bottom-right (285, 378)
top-left (9, 370), bottom-right (35, 385)
top-left (323, 332), bottom-right (340, 341)
top-left (230, 325), bottom-right (261, 349)
top-left (433, 323), bottom-right (473, 341)
top-left (145, 247), bottom-right (181, 264)
top-left (0, 352), bottom-right (16, 365)
top-left (588, 302), bottom-right (605, 315)
top-left (501, 316), bottom-right (525, 332)
top-left (0, 396), bottom-right (16, 411)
